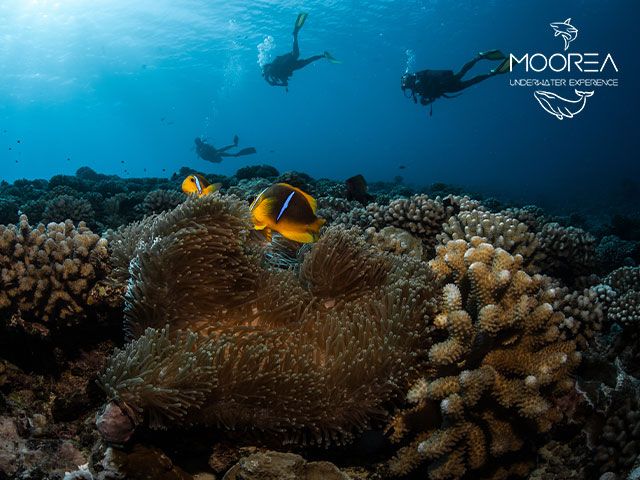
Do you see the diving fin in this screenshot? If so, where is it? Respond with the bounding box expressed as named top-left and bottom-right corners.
top-left (491, 58), bottom-right (511, 75)
top-left (233, 134), bottom-right (239, 146)
top-left (234, 147), bottom-right (257, 157)
top-left (479, 49), bottom-right (506, 61)
top-left (294, 13), bottom-right (308, 32)
top-left (324, 51), bottom-right (341, 64)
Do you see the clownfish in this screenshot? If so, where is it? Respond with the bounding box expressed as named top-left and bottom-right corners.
top-left (250, 183), bottom-right (325, 243)
top-left (181, 174), bottom-right (221, 197)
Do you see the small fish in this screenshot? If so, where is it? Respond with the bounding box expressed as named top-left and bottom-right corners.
top-left (250, 183), bottom-right (325, 243)
top-left (399, 165), bottom-right (406, 170)
top-left (181, 174), bottom-right (221, 197)
top-left (550, 18), bottom-right (578, 51)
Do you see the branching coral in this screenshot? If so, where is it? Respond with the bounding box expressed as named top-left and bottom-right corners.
top-left (42, 194), bottom-right (95, 224)
top-left (437, 209), bottom-right (544, 273)
top-left (385, 237), bottom-right (579, 479)
top-left (536, 223), bottom-right (597, 280)
top-left (552, 285), bottom-right (604, 348)
top-left (366, 195), bottom-right (449, 253)
top-left (139, 189), bottom-right (185, 215)
top-left (593, 383), bottom-right (640, 476)
top-left (596, 235), bottom-right (637, 272)
top-left (600, 266), bottom-right (640, 328)
top-left (0, 215), bottom-right (109, 334)
top-left (97, 202), bottom-right (437, 447)
top-left (364, 226), bottom-right (423, 258)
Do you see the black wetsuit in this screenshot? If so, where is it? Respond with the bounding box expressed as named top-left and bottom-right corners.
top-left (195, 138), bottom-right (238, 164)
top-left (262, 27), bottom-right (324, 88)
top-left (407, 56), bottom-right (496, 106)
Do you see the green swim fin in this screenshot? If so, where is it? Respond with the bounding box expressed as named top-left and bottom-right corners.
top-left (479, 49), bottom-right (506, 61)
top-left (491, 58), bottom-right (511, 75)
top-left (294, 13), bottom-right (308, 31)
top-left (324, 51), bottom-right (341, 64)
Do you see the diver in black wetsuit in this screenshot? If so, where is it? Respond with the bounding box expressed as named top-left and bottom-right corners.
top-left (262, 13), bottom-right (338, 90)
top-left (400, 50), bottom-right (511, 115)
top-left (194, 135), bottom-right (256, 164)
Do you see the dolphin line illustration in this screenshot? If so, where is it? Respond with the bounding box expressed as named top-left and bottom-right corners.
top-left (533, 89), bottom-right (594, 120)
top-left (550, 18), bottom-right (578, 51)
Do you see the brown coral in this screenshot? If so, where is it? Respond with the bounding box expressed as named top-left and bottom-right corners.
top-left (98, 197), bottom-right (437, 447)
top-left (0, 215), bottom-right (109, 334)
top-left (386, 237), bottom-right (579, 479)
top-left (437, 209), bottom-right (544, 272)
top-left (536, 223), bottom-right (597, 280)
top-left (552, 285), bottom-right (605, 348)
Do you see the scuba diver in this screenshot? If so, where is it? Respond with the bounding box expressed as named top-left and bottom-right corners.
top-left (262, 13), bottom-right (339, 90)
top-left (400, 50), bottom-right (511, 115)
top-left (194, 135), bottom-right (257, 164)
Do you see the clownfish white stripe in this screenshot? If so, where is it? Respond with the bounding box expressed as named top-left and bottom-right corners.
top-left (276, 191), bottom-right (295, 223)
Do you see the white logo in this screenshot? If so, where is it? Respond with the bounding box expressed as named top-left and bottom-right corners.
top-left (550, 18), bottom-right (578, 51)
top-left (508, 17), bottom-right (619, 120)
top-left (534, 89), bottom-right (594, 120)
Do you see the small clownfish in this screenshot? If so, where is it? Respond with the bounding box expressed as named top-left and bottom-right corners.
top-left (250, 183), bottom-right (325, 244)
top-left (181, 174), bottom-right (221, 197)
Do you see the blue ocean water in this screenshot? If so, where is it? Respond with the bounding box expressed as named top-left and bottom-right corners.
top-left (0, 0), bottom-right (637, 218)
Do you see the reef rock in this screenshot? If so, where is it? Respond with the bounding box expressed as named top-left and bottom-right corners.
top-left (222, 451), bottom-right (350, 480)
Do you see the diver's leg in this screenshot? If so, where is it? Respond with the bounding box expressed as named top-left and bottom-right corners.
top-left (218, 144), bottom-right (236, 153)
top-left (293, 55), bottom-right (324, 71)
top-left (454, 56), bottom-right (482, 80)
top-left (455, 73), bottom-right (493, 91)
top-left (292, 31), bottom-right (300, 60)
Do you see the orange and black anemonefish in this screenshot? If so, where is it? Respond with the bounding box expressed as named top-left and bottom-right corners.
top-left (181, 174), bottom-right (221, 197)
top-left (249, 183), bottom-right (325, 243)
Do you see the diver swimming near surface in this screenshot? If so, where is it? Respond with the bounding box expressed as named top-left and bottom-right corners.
top-left (262, 13), bottom-right (339, 91)
top-left (400, 50), bottom-right (511, 115)
top-left (194, 135), bottom-right (256, 164)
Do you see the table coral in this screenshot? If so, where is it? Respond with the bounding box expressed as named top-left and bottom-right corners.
top-left (0, 215), bottom-right (109, 334)
top-left (385, 237), bottom-right (579, 479)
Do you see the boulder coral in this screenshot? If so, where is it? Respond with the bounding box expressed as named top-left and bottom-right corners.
top-left (0, 215), bottom-right (109, 335)
top-left (385, 237), bottom-right (579, 479)
top-left (97, 196), bottom-right (437, 446)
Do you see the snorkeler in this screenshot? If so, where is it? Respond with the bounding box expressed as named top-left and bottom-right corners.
top-left (400, 50), bottom-right (511, 115)
top-left (194, 135), bottom-right (257, 164)
top-left (262, 13), bottom-right (339, 90)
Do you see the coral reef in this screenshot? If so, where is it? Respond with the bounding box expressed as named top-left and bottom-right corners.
top-left (0, 215), bottom-right (109, 334)
top-left (235, 164), bottom-right (279, 180)
top-left (43, 194), bottom-right (96, 225)
top-left (596, 235), bottom-right (637, 272)
top-left (223, 451), bottom-right (350, 480)
top-left (98, 198), bottom-right (436, 447)
top-left (593, 384), bottom-right (640, 476)
top-left (385, 237), bottom-right (579, 479)
top-left (1, 166), bottom-right (639, 480)
top-left (138, 189), bottom-right (186, 215)
top-left (552, 285), bottom-right (604, 348)
top-left (364, 226), bottom-right (423, 258)
top-left (601, 266), bottom-right (640, 328)
top-left (339, 194), bottom-right (453, 254)
top-left (536, 223), bottom-right (597, 280)
top-left (437, 208), bottom-right (544, 272)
